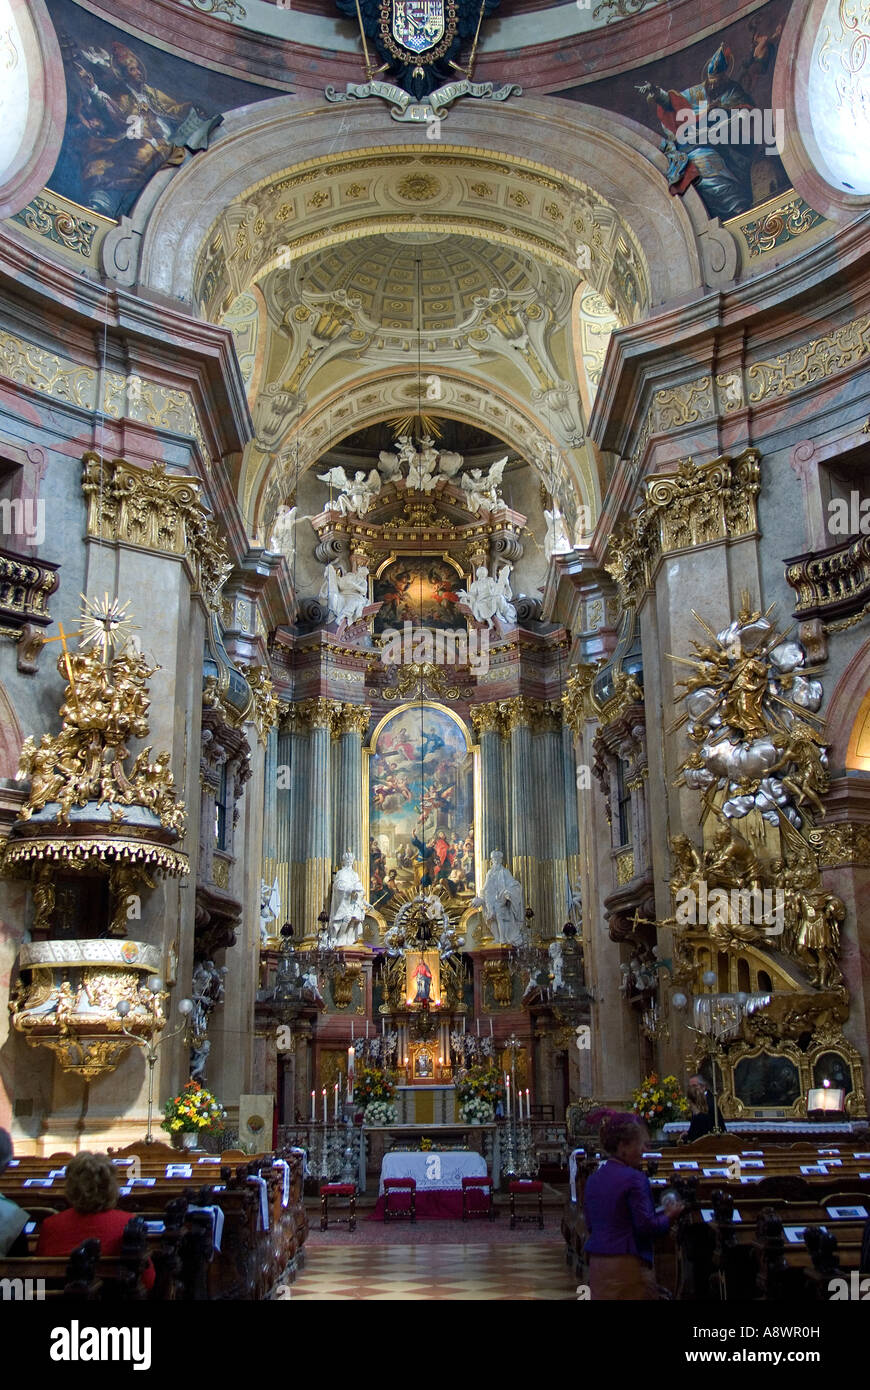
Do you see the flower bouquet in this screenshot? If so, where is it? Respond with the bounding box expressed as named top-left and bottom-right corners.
top-left (363, 1100), bottom-right (398, 1126)
top-left (353, 1064), bottom-right (396, 1109)
top-left (455, 1065), bottom-right (503, 1123)
top-left (631, 1073), bottom-right (688, 1132)
top-left (162, 1080), bottom-right (226, 1138)
top-left (459, 1095), bottom-right (494, 1124)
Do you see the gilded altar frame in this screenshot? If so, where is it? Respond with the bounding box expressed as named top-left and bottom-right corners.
top-left (363, 700), bottom-right (482, 902)
top-left (692, 1037), bottom-right (867, 1120)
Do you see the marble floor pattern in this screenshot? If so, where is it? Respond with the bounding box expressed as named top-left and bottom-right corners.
top-left (289, 1243), bottom-right (578, 1300)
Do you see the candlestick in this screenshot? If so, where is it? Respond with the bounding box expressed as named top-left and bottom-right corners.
top-left (310, 1089), bottom-right (315, 1122)
top-left (322, 1087), bottom-right (327, 1124)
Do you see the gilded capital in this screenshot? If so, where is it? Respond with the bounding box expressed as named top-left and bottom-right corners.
top-left (81, 453), bottom-right (231, 611)
top-left (470, 703), bottom-right (504, 738)
top-left (332, 703), bottom-right (372, 738)
top-left (296, 696), bottom-right (336, 730)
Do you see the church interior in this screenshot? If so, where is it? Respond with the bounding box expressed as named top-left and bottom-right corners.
top-left (0, 0), bottom-right (869, 1316)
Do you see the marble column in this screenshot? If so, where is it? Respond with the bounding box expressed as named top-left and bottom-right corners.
top-left (471, 704), bottom-right (506, 872)
top-left (502, 698), bottom-right (537, 916)
top-left (332, 704), bottom-right (371, 875)
top-left (534, 710), bottom-right (568, 940)
top-left (288, 710), bottom-right (310, 936)
top-left (301, 698), bottom-right (333, 943)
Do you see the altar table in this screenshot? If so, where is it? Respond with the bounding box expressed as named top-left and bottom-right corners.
top-left (372, 1150), bottom-right (488, 1219)
top-left (378, 1150), bottom-right (487, 1195)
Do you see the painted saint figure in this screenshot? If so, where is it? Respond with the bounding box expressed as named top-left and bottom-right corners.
top-left (412, 959), bottom-right (433, 1004)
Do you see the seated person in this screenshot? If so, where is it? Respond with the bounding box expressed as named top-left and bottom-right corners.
top-left (36, 1151), bottom-right (155, 1290)
top-left (0, 1128), bottom-right (30, 1256)
top-left (682, 1075), bottom-right (726, 1142)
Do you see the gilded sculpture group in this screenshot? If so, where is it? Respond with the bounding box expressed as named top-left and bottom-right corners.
top-left (16, 646), bottom-right (185, 835)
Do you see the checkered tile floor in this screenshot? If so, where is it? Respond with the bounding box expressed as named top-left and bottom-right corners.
top-left (290, 1243), bottom-right (577, 1300)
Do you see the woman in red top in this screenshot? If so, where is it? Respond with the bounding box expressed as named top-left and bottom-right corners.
top-left (37, 1151), bottom-right (155, 1290)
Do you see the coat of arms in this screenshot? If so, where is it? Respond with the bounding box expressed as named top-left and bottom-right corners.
top-left (327, 0), bottom-right (520, 120)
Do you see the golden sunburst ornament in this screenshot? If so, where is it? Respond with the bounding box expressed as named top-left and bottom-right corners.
top-left (78, 593), bottom-right (136, 662)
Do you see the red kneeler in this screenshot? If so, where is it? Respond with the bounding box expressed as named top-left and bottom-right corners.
top-left (462, 1175), bottom-right (494, 1222)
top-left (509, 1179), bottom-right (544, 1229)
top-left (383, 1176), bottom-right (416, 1222)
top-left (320, 1182), bottom-right (357, 1232)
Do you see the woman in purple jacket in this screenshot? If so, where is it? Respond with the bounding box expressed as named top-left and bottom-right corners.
top-left (583, 1109), bottom-right (683, 1299)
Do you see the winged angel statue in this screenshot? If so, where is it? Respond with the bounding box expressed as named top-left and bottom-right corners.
top-left (461, 457), bottom-right (508, 513)
top-left (317, 466), bottom-right (381, 518)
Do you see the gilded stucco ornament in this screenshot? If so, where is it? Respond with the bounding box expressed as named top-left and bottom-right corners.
top-left (671, 596), bottom-right (827, 833)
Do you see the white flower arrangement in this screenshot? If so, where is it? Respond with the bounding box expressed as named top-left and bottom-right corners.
top-left (458, 1097), bottom-right (494, 1124)
top-left (363, 1101), bottom-right (398, 1126)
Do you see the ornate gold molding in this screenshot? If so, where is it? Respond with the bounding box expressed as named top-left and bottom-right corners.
top-left (597, 669), bottom-right (643, 726)
top-left (605, 450), bottom-right (760, 606)
top-left (0, 329), bottom-right (97, 408)
top-left (809, 823), bottom-right (870, 868)
top-left (12, 194), bottom-right (101, 258)
top-left (294, 697), bottom-right (336, 731)
top-left (82, 454), bottom-right (230, 610)
top-left (562, 664), bottom-right (600, 732)
top-left (615, 849), bottom-right (634, 886)
top-left (748, 313), bottom-right (870, 403)
top-left (239, 663), bottom-right (279, 743)
top-left (730, 193), bottom-right (825, 262)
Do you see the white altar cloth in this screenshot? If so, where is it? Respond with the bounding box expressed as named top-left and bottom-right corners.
top-left (378, 1150), bottom-right (487, 1195)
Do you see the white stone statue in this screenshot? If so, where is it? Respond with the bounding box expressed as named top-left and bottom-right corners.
top-left (319, 564), bottom-right (370, 628)
top-left (406, 437), bottom-right (440, 493)
top-left (316, 465), bottom-right (381, 517)
top-left (268, 505), bottom-right (297, 557)
top-left (544, 505), bottom-right (572, 561)
top-left (548, 940), bottom-right (565, 991)
top-left (326, 850), bottom-right (372, 947)
top-left (260, 875), bottom-right (281, 946)
top-left (473, 850), bottom-right (525, 946)
top-left (460, 457), bottom-right (507, 513)
top-left (457, 565), bottom-right (517, 631)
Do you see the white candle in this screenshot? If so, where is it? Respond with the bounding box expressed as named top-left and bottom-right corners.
top-left (366, 1021), bottom-right (369, 1039)
top-left (490, 1019), bottom-right (493, 1038)
top-left (310, 1089), bottom-right (315, 1122)
top-left (382, 1018), bottom-right (385, 1037)
top-left (322, 1088), bottom-right (327, 1124)
top-left (476, 1019), bottom-right (480, 1037)
top-left (505, 1074), bottom-right (511, 1117)
top-left (462, 1015), bottom-right (465, 1034)
top-left (334, 1083), bottom-right (339, 1120)
top-left (525, 1088), bottom-right (530, 1122)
